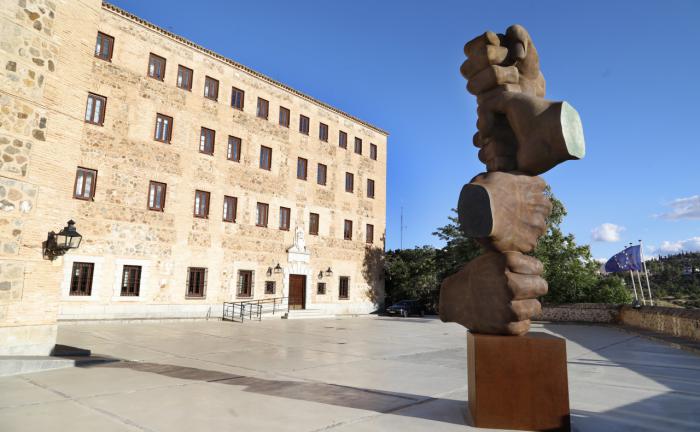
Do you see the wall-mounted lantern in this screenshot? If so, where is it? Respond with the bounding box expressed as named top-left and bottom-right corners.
top-left (266, 267), bottom-right (273, 277)
top-left (44, 220), bottom-right (82, 260)
top-left (273, 263), bottom-right (282, 274)
top-left (324, 267), bottom-right (333, 277)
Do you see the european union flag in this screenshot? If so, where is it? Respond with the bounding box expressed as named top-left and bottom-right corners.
top-left (604, 245), bottom-right (642, 273)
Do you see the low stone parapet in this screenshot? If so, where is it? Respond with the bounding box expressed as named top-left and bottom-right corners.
top-left (619, 305), bottom-right (700, 342)
top-left (536, 303), bottom-right (621, 324)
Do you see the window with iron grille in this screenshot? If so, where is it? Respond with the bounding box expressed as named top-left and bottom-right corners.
top-left (204, 76), bottom-right (219, 100)
top-left (297, 157), bottom-right (308, 180)
top-left (227, 136), bottom-right (241, 162)
top-left (147, 53), bottom-right (166, 80)
top-left (370, 143), bottom-right (378, 160)
top-left (223, 196), bottom-right (237, 222)
top-left (238, 270), bottom-right (253, 297)
top-left (366, 224), bottom-right (374, 244)
top-left (199, 127), bottom-right (215, 155)
top-left (256, 202), bottom-right (269, 227)
top-left (319, 123), bottom-right (328, 142)
top-left (186, 267), bottom-right (207, 298)
top-left (69, 262), bottom-right (94, 296)
top-left (339, 276), bottom-right (349, 300)
top-left (148, 181), bottom-right (166, 211)
top-left (344, 220), bottom-right (353, 240)
top-left (74, 167), bottom-right (97, 200)
top-left (154, 113), bottom-right (173, 143)
top-left (345, 172), bottom-right (354, 193)
top-left (257, 98), bottom-right (269, 119)
top-left (309, 213), bottom-right (319, 236)
top-left (354, 137), bottom-right (363, 155)
top-left (260, 146), bottom-right (272, 170)
top-left (231, 87), bottom-right (245, 110)
top-left (120, 265), bottom-right (142, 296)
top-left (279, 207), bottom-right (291, 231)
top-left (279, 106), bottom-right (290, 127)
top-left (367, 179), bottom-right (375, 199)
top-left (265, 281), bottom-right (276, 295)
top-left (85, 93), bottom-right (106, 125)
top-left (194, 190), bottom-right (210, 218)
top-left (317, 163), bottom-right (327, 186)
top-left (299, 115), bottom-right (310, 135)
top-left (339, 131), bottom-right (347, 148)
top-left (317, 282), bottom-right (326, 295)
top-left (177, 65), bottom-right (193, 91)
top-left (94, 32), bottom-right (114, 61)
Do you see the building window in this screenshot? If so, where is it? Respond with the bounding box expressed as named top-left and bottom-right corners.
top-left (319, 123), bottom-right (328, 142)
top-left (339, 131), bottom-right (347, 149)
top-left (344, 220), bottom-right (353, 240)
top-left (238, 270), bottom-right (253, 297)
top-left (354, 137), bottom-right (363, 155)
top-left (147, 53), bottom-right (166, 80)
top-left (297, 157), bottom-right (308, 180)
top-left (148, 181), bottom-right (166, 211)
top-left (74, 167), bottom-right (97, 200)
top-left (187, 267), bottom-right (207, 298)
top-left (366, 224), bottom-right (374, 244)
top-left (256, 202), bottom-right (269, 227)
top-left (370, 143), bottom-right (378, 160)
top-left (345, 172), bottom-right (354, 193)
top-left (317, 282), bottom-right (326, 295)
top-left (177, 65), bottom-right (193, 91)
top-left (257, 98), bottom-right (269, 119)
top-left (279, 207), bottom-right (291, 231)
top-left (154, 113), bottom-right (173, 143)
top-left (367, 179), bottom-right (375, 199)
top-left (69, 262), bottom-right (94, 296)
top-left (309, 213), bottom-right (319, 236)
top-left (223, 196), bottom-right (237, 222)
top-left (120, 265), bottom-right (142, 296)
top-left (317, 163), bottom-right (327, 186)
top-left (204, 76), bottom-right (219, 101)
top-left (84, 93), bottom-right (106, 125)
top-left (265, 281), bottom-right (276, 295)
top-left (231, 87), bottom-right (245, 110)
top-left (199, 127), bottom-right (215, 155)
top-left (299, 115), bottom-right (310, 135)
top-left (260, 146), bottom-right (272, 170)
top-left (227, 136), bottom-right (242, 162)
top-left (339, 276), bottom-right (349, 300)
top-left (194, 190), bottom-right (210, 218)
top-left (94, 32), bottom-right (114, 61)
top-left (279, 106), bottom-right (290, 127)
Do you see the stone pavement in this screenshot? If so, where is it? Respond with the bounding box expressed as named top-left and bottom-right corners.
top-left (0, 317), bottom-right (699, 431)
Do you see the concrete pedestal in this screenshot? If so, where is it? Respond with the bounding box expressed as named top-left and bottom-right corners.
top-left (467, 332), bottom-right (570, 431)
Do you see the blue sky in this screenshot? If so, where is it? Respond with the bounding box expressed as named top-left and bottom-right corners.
top-left (110, 0), bottom-right (700, 260)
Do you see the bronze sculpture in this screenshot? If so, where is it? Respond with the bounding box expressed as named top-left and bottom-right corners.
top-left (439, 25), bottom-right (585, 335)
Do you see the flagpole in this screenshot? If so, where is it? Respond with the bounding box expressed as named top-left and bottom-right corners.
top-left (640, 240), bottom-right (654, 306)
top-left (629, 270), bottom-right (639, 302)
top-left (636, 270), bottom-right (646, 305)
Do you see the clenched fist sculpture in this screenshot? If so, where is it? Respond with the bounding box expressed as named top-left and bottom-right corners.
top-left (439, 25), bottom-right (585, 335)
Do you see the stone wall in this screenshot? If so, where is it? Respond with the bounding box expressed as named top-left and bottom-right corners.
top-left (537, 303), bottom-right (621, 324)
top-left (620, 306), bottom-right (700, 342)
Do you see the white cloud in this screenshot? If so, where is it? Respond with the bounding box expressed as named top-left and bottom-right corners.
top-left (658, 195), bottom-right (700, 220)
top-left (656, 237), bottom-right (700, 254)
top-left (591, 223), bottom-right (625, 242)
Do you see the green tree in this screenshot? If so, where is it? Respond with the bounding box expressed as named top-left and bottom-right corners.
top-left (384, 246), bottom-right (440, 311)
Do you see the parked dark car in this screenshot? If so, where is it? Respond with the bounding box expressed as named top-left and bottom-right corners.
top-left (386, 300), bottom-right (425, 317)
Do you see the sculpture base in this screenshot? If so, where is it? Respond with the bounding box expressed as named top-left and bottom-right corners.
top-left (467, 332), bottom-right (570, 431)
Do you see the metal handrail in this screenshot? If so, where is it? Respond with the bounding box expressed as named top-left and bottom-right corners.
top-left (222, 296), bottom-right (288, 322)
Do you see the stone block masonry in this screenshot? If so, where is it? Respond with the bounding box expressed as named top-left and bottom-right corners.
top-left (0, 0), bottom-right (387, 353)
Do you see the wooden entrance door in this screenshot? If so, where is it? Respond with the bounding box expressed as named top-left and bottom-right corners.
top-left (289, 274), bottom-right (306, 310)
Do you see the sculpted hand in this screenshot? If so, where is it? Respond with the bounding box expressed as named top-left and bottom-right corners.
top-left (439, 251), bottom-right (547, 335)
top-left (477, 89), bottom-right (585, 176)
top-left (458, 171), bottom-right (552, 253)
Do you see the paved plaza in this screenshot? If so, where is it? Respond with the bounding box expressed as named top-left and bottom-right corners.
top-left (1, 317), bottom-right (699, 431)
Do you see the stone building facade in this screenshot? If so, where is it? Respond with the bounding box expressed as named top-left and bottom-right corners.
top-left (0, 0), bottom-right (387, 355)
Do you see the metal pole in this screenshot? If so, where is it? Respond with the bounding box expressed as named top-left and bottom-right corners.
top-left (640, 240), bottom-right (654, 306)
top-left (400, 206), bottom-right (404, 250)
top-left (636, 270), bottom-right (646, 305)
top-left (629, 270), bottom-right (639, 301)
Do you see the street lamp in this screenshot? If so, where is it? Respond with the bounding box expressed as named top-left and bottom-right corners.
top-left (44, 220), bottom-right (82, 260)
top-left (274, 263), bottom-right (282, 274)
top-left (324, 267), bottom-right (333, 277)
